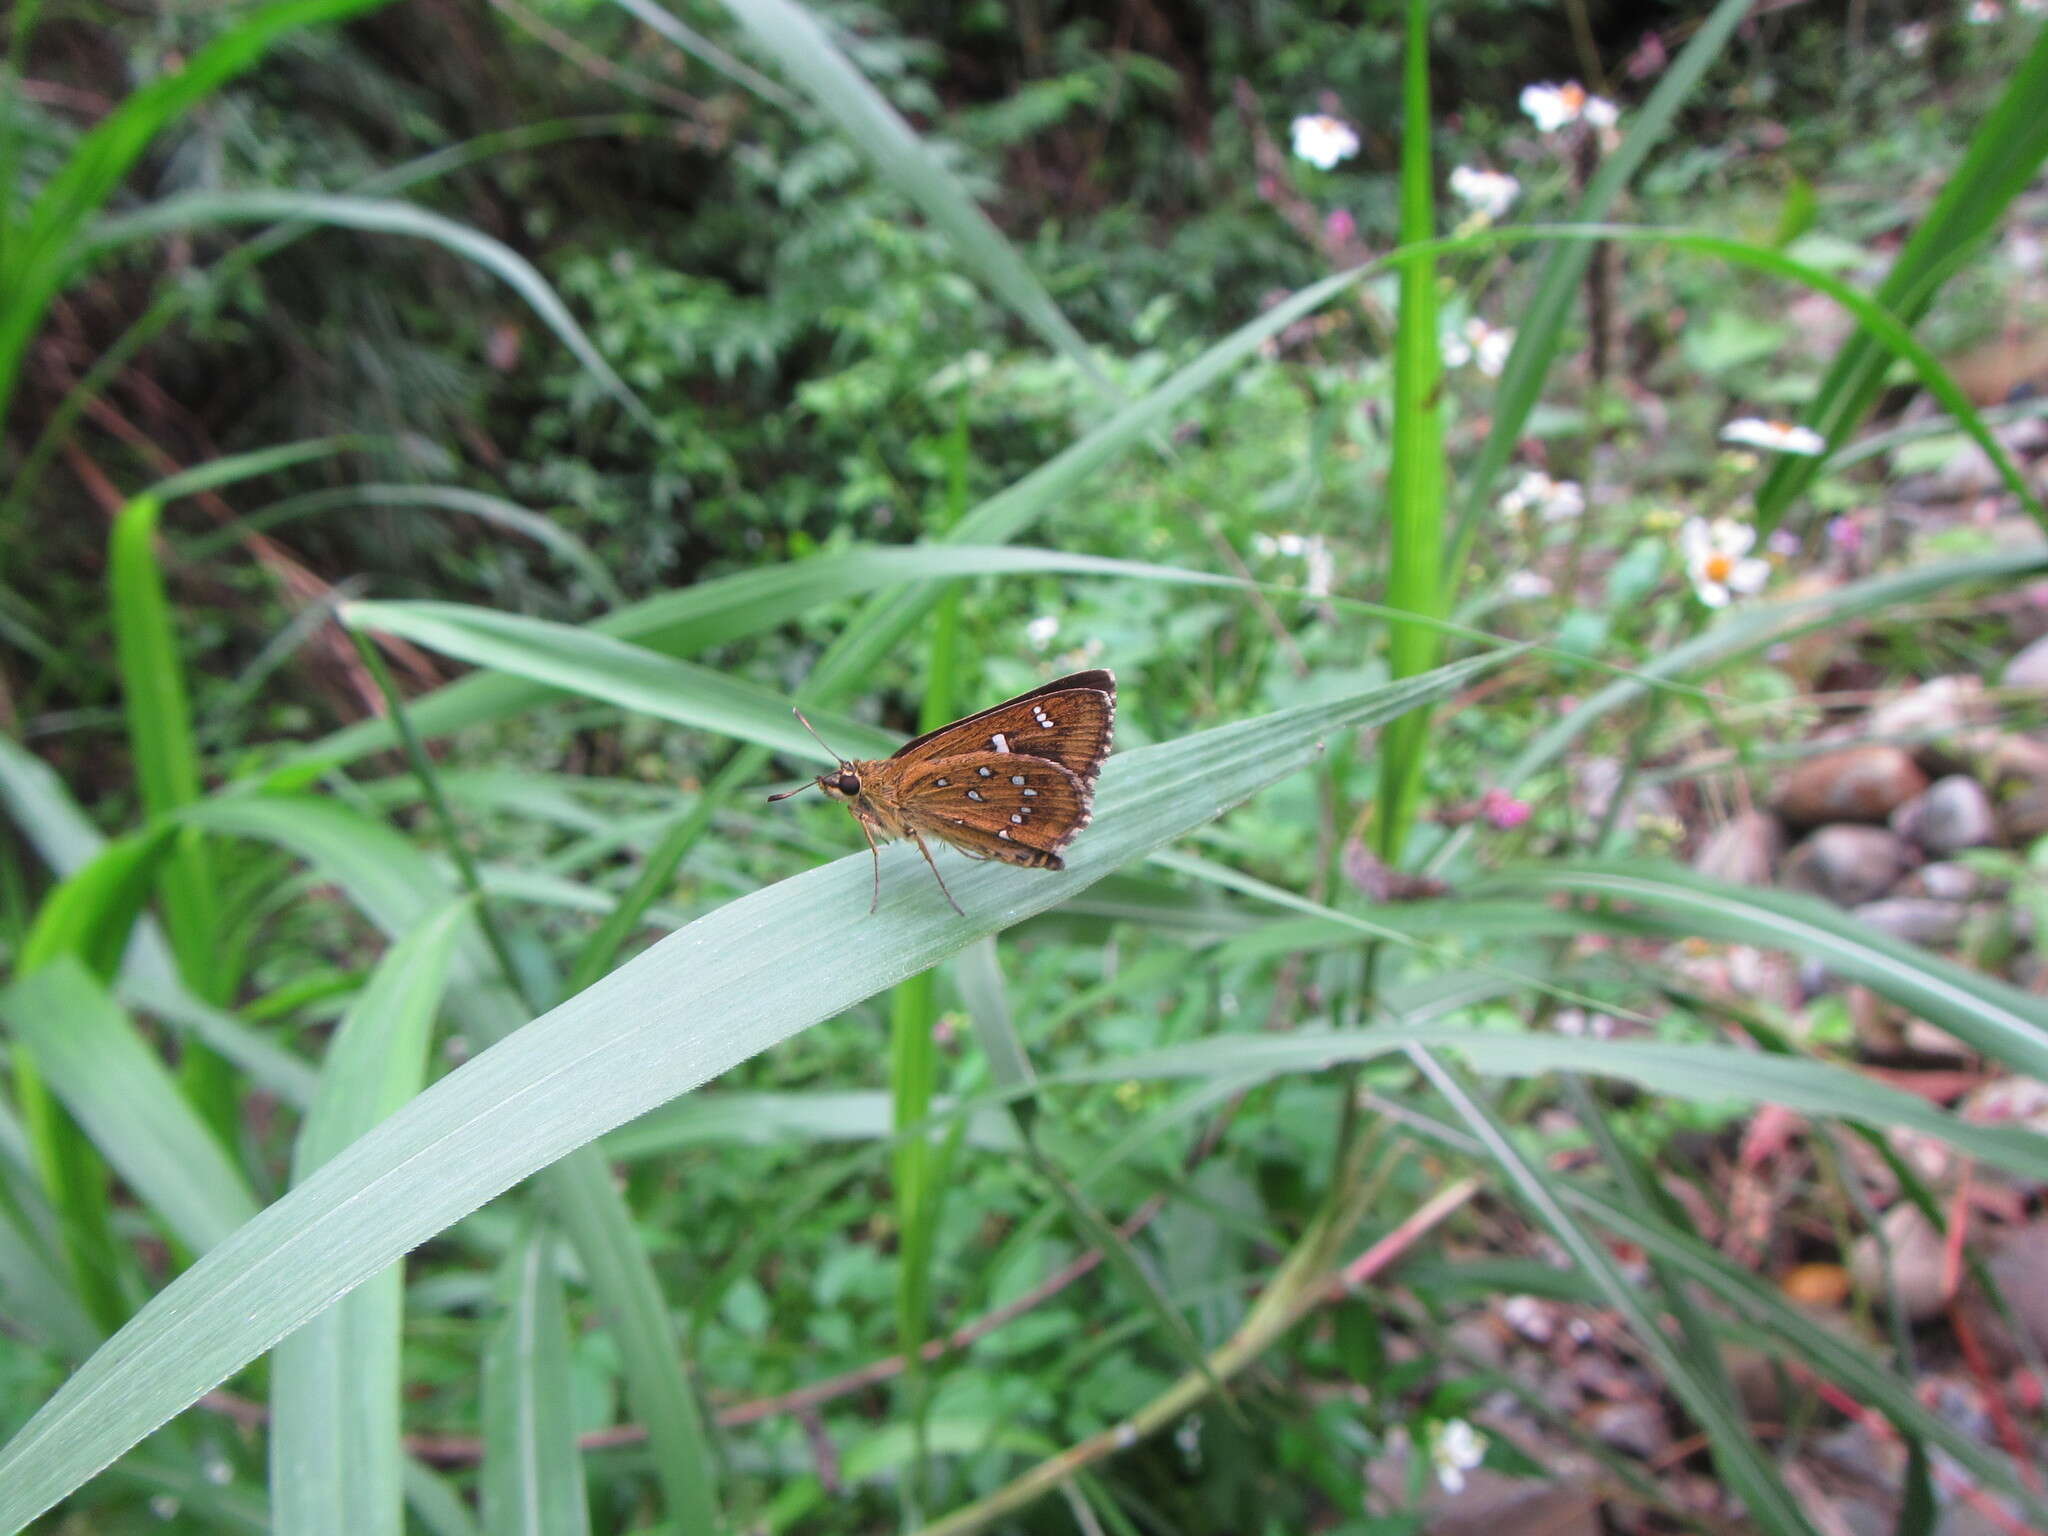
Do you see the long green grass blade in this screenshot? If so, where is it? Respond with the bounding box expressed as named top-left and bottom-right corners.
top-left (339, 600), bottom-right (891, 763)
top-left (81, 192), bottom-right (650, 432)
top-left (1753, 25), bottom-right (2048, 528)
top-left (110, 495), bottom-right (233, 1128)
top-left (481, 1228), bottom-right (590, 1536)
top-left (270, 903), bottom-right (468, 1536)
top-left (1376, 0), bottom-right (1445, 860)
top-left (1379, 1098), bottom-right (2046, 1519)
top-left (1479, 862), bottom-right (2048, 1078)
top-left (184, 485), bottom-right (624, 606)
top-left (185, 795), bottom-right (724, 1531)
top-left (1406, 1050), bottom-right (1818, 1535)
top-left (0, 0), bottom-right (399, 429)
top-left (713, 0), bottom-right (1116, 402)
top-left (2, 960), bottom-right (260, 1253)
top-left (0, 658), bottom-right (1486, 1531)
top-left (1426, 546), bottom-right (2048, 875)
top-left (1084, 1025), bottom-right (2048, 1191)
top-left (10, 825), bottom-right (181, 1332)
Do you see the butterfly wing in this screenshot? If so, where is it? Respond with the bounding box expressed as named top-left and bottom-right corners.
top-left (896, 752), bottom-right (1092, 869)
top-left (889, 670), bottom-right (1114, 790)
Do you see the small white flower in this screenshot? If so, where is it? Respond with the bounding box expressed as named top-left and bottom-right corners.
top-left (1254, 532), bottom-right (1334, 596)
top-left (1291, 113), bottom-right (1360, 170)
top-left (1448, 165), bottom-right (1521, 222)
top-left (1501, 1293), bottom-right (1556, 1342)
top-left (1504, 570), bottom-right (1553, 599)
top-left (1443, 317), bottom-right (1514, 377)
top-left (1429, 1419), bottom-right (1489, 1494)
top-left (1682, 517), bottom-right (1771, 608)
top-left (1301, 535), bottom-right (1335, 597)
top-left (1499, 470), bottom-right (1585, 524)
top-left (1519, 81), bottom-right (1617, 134)
top-left (1720, 417), bottom-right (1827, 457)
top-left (1025, 614), bottom-right (1059, 649)
top-left (1966, 0), bottom-right (2003, 21)
top-left (1893, 20), bottom-right (1932, 52)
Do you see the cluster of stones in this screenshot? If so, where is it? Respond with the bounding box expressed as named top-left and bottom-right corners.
top-left (1696, 653), bottom-right (2048, 972)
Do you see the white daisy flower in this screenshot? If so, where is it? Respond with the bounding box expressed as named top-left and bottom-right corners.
top-left (1504, 570), bottom-right (1553, 599)
top-left (1443, 317), bottom-right (1514, 377)
top-left (1291, 113), bottom-right (1360, 170)
top-left (1429, 1419), bottom-right (1488, 1494)
top-left (1025, 614), bottom-right (1059, 649)
top-left (1720, 417), bottom-right (1826, 456)
top-left (1519, 81), bottom-right (1618, 134)
top-left (1448, 165), bottom-right (1521, 221)
top-left (1499, 470), bottom-right (1585, 524)
top-left (1682, 517), bottom-right (1771, 608)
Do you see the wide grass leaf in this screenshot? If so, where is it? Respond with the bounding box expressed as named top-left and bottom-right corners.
top-left (270, 903), bottom-right (469, 1536)
top-left (0, 658), bottom-right (1484, 1531)
top-left (1, 960), bottom-right (260, 1254)
top-left (481, 1229), bottom-right (590, 1536)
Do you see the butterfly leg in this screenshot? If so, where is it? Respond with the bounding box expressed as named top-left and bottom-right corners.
top-left (858, 818), bottom-right (883, 914)
top-left (909, 830), bottom-right (965, 917)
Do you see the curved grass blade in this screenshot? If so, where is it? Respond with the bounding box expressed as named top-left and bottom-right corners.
top-left (111, 495), bottom-right (232, 1125)
top-left (2, 960), bottom-right (260, 1254)
top-left (80, 192), bottom-right (651, 432)
top-left (337, 600), bottom-right (893, 764)
top-left (1406, 1048), bottom-right (1818, 1536)
top-left (1078, 1024), bottom-right (2048, 1187)
top-left (270, 903), bottom-right (469, 1536)
top-left (713, 0), bottom-right (1116, 403)
top-left (185, 798), bottom-right (723, 1533)
top-left (1753, 26), bottom-right (2048, 530)
top-left (4, 116), bottom-right (664, 529)
top-left (0, 736), bottom-right (317, 1103)
top-left (182, 485), bottom-right (623, 607)
top-left (0, 659), bottom-right (1488, 1532)
top-left (481, 1227), bottom-right (590, 1536)
top-left (0, 0), bottom-right (398, 429)
top-left (1376, 1097), bottom-right (2047, 1520)
top-left (1479, 862), bottom-right (2048, 1079)
top-left (1425, 546), bottom-right (2048, 875)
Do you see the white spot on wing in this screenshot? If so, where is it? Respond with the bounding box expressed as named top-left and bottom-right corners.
top-left (991, 732), bottom-right (1009, 753)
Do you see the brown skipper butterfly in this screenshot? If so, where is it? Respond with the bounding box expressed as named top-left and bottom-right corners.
top-left (768, 670), bottom-right (1115, 914)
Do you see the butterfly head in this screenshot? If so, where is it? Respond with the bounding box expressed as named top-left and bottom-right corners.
top-left (818, 766), bottom-right (862, 802)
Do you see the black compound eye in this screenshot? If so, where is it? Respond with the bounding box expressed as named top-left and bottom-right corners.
top-left (836, 772), bottom-right (861, 795)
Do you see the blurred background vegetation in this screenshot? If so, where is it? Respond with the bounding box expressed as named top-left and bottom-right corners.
top-left (4, 0), bottom-right (2048, 1532)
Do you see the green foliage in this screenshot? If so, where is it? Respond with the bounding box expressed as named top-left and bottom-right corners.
top-left (5, 2), bottom-right (2048, 1534)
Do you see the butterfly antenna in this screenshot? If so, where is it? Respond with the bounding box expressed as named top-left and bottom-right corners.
top-left (766, 707), bottom-right (845, 802)
top-left (791, 707), bottom-right (845, 763)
